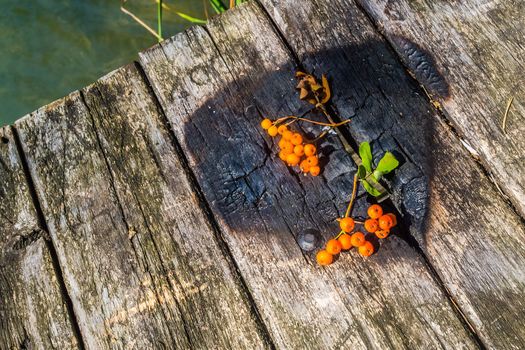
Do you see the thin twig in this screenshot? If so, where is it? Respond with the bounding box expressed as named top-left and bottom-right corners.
top-left (274, 115), bottom-right (351, 127)
top-left (501, 96), bottom-right (514, 133)
top-left (315, 99), bottom-right (388, 200)
top-left (121, 5), bottom-right (162, 41)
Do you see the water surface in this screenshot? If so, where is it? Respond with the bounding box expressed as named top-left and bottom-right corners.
top-left (0, 0), bottom-right (209, 126)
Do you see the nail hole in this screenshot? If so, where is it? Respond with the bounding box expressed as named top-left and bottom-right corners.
top-left (1, 136), bottom-right (9, 144)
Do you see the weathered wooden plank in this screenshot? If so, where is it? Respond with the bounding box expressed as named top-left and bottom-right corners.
top-left (139, 3), bottom-right (478, 349)
top-left (356, 0), bottom-right (525, 217)
top-left (81, 64), bottom-right (271, 349)
top-left (15, 68), bottom-right (269, 348)
top-left (257, 0), bottom-right (525, 347)
top-left (0, 126), bottom-right (78, 349)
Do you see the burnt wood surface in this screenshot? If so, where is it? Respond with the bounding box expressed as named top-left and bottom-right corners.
top-left (257, 0), bottom-right (525, 347)
top-left (139, 3), bottom-right (482, 349)
top-left (1, 0), bottom-right (524, 349)
top-left (356, 0), bottom-right (525, 217)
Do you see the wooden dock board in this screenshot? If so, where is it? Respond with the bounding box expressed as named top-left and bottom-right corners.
top-left (356, 0), bottom-right (525, 217)
top-left (257, 0), bottom-right (525, 347)
top-left (15, 72), bottom-right (269, 348)
top-left (139, 3), bottom-right (479, 348)
top-left (1, 0), bottom-right (524, 349)
top-left (0, 126), bottom-right (78, 349)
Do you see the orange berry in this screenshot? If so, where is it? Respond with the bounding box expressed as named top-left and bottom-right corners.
top-left (358, 241), bottom-right (374, 257)
top-left (279, 150), bottom-right (290, 161)
top-left (375, 229), bottom-right (390, 239)
top-left (304, 144), bottom-right (316, 156)
top-left (326, 239), bottom-right (342, 255)
top-left (261, 118), bottom-right (272, 130)
top-left (378, 215), bottom-right (394, 230)
top-left (277, 124), bottom-right (288, 135)
top-left (309, 166), bottom-right (321, 176)
top-left (364, 219), bottom-right (379, 233)
top-left (339, 217), bottom-right (355, 233)
top-left (367, 204), bottom-right (383, 219)
top-left (300, 159), bottom-right (310, 173)
top-left (281, 141), bottom-right (294, 154)
top-left (268, 125), bottom-right (278, 137)
top-left (387, 213), bottom-right (397, 228)
top-left (306, 155), bottom-right (319, 166)
top-left (293, 144), bottom-right (304, 156)
top-left (338, 234), bottom-right (352, 250)
top-left (286, 153), bottom-right (301, 166)
top-left (316, 250), bottom-right (333, 265)
top-left (291, 133), bottom-right (303, 146)
top-left (350, 232), bottom-right (366, 247)
top-left (283, 130), bottom-right (293, 140)
top-left (278, 138), bottom-right (287, 149)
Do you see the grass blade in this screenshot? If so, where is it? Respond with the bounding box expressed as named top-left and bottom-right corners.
top-left (209, 0), bottom-right (228, 13)
top-left (157, 0), bottom-right (163, 42)
top-left (175, 11), bottom-right (207, 24)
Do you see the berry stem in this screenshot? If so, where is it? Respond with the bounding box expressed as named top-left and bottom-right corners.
top-left (334, 230), bottom-right (345, 239)
top-left (344, 174), bottom-right (359, 218)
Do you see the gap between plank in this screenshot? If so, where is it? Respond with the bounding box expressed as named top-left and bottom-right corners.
top-left (253, 0), bottom-right (487, 348)
top-left (132, 60), bottom-right (277, 350)
top-left (10, 125), bottom-right (87, 350)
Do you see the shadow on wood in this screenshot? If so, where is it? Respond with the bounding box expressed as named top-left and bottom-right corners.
top-left (181, 40), bottom-right (446, 258)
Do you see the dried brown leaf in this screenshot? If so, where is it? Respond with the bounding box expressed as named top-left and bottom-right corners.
top-left (305, 76), bottom-right (317, 86)
top-left (299, 88), bottom-right (309, 100)
top-left (321, 74), bottom-right (331, 104)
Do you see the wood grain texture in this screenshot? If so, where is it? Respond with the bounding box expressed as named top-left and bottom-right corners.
top-left (139, 3), bottom-right (477, 349)
top-left (356, 0), bottom-right (525, 217)
top-left (15, 65), bottom-right (269, 349)
top-left (257, 0), bottom-right (525, 347)
top-left (0, 126), bottom-right (78, 349)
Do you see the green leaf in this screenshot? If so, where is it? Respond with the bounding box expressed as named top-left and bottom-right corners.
top-left (372, 170), bottom-right (383, 181)
top-left (357, 165), bottom-right (367, 179)
top-left (362, 180), bottom-right (382, 197)
top-left (359, 142), bottom-right (373, 172)
top-left (375, 152), bottom-right (399, 175)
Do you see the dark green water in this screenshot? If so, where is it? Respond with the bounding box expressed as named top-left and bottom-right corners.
top-left (0, 0), bottom-right (209, 126)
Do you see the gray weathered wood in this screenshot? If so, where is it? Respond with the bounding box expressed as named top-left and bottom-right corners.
top-left (356, 0), bottom-right (525, 217)
top-left (0, 126), bottom-right (78, 349)
top-left (139, 3), bottom-right (478, 349)
top-left (15, 65), bottom-right (270, 349)
top-left (257, 0), bottom-right (525, 347)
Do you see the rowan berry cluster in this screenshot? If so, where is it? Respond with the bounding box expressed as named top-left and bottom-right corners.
top-left (316, 203), bottom-right (397, 265)
top-left (261, 118), bottom-right (321, 176)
